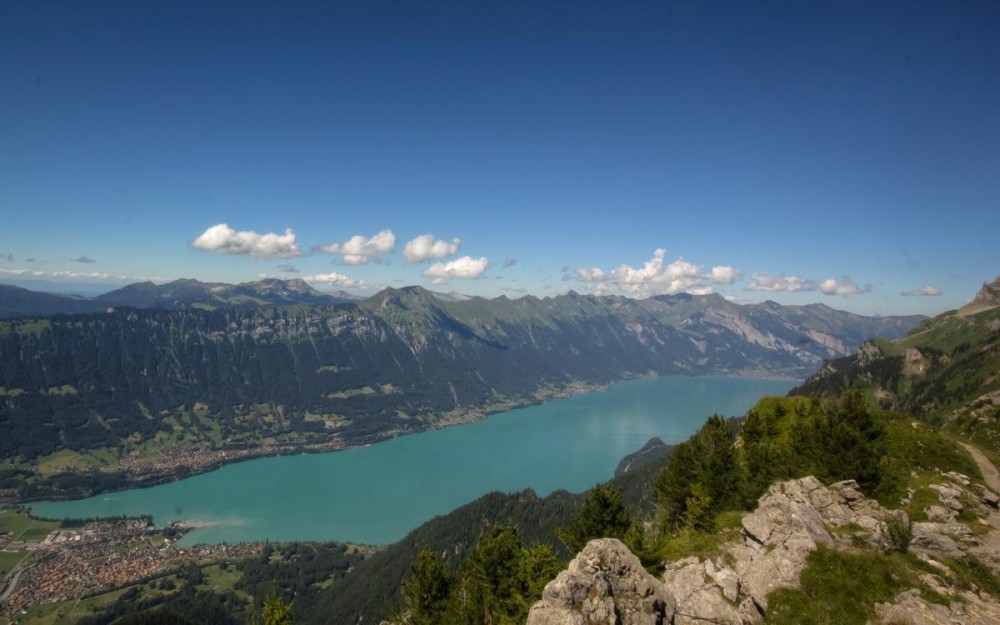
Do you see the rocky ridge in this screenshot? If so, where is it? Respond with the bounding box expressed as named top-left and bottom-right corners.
top-left (528, 474), bottom-right (1000, 624)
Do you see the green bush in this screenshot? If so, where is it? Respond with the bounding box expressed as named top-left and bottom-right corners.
top-left (880, 513), bottom-right (913, 554)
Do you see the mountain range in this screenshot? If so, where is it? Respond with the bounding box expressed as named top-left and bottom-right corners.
top-left (0, 278), bottom-right (358, 318)
top-left (0, 280), bottom-right (923, 478)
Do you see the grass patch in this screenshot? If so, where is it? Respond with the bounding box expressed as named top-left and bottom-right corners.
top-left (0, 549), bottom-right (29, 577)
top-left (197, 563), bottom-right (247, 596)
top-left (876, 415), bottom-right (982, 508)
top-left (0, 508), bottom-right (61, 542)
top-left (765, 546), bottom-right (921, 625)
top-left (651, 511), bottom-right (744, 564)
top-left (35, 448), bottom-right (117, 475)
top-left (327, 386), bottom-right (377, 400)
top-left (16, 588), bottom-right (128, 625)
top-left (941, 556), bottom-right (1000, 598)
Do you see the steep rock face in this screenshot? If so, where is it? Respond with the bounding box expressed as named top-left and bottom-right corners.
top-left (525, 538), bottom-right (675, 625)
top-left (959, 276), bottom-right (1000, 317)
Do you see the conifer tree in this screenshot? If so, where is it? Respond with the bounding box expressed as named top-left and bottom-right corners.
top-left (556, 483), bottom-right (635, 554)
top-left (400, 548), bottom-right (452, 625)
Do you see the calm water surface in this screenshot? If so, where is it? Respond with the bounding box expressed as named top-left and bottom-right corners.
top-left (32, 376), bottom-right (794, 545)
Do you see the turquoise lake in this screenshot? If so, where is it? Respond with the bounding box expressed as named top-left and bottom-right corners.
top-left (31, 376), bottom-right (795, 546)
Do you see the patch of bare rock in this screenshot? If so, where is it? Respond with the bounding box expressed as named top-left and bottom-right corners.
top-left (527, 475), bottom-right (1000, 624)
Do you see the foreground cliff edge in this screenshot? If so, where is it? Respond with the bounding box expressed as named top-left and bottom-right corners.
top-left (529, 472), bottom-right (1000, 625)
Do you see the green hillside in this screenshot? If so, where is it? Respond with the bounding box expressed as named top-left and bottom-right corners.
top-left (795, 276), bottom-right (1000, 454)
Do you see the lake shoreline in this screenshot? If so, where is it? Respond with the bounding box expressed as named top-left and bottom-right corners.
top-left (14, 377), bottom-right (613, 506)
top-left (16, 371), bottom-right (797, 509)
top-left (27, 375), bottom-right (796, 547)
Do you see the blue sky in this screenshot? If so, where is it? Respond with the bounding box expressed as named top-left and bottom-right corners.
top-left (1, 1), bottom-right (998, 316)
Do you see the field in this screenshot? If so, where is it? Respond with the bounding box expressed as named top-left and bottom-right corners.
top-left (0, 509), bottom-right (61, 542)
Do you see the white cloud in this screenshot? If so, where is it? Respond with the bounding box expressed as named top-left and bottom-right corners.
top-left (0, 269), bottom-right (167, 283)
top-left (302, 272), bottom-right (369, 289)
top-left (191, 223), bottom-right (300, 258)
top-left (403, 234), bottom-right (460, 263)
top-left (901, 284), bottom-right (942, 297)
top-left (819, 277), bottom-right (873, 296)
top-left (745, 272), bottom-right (817, 292)
top-left (575, 249), bottom-right (740, 297)
top-left (423, 256), bottom-right (489, 284)
top-left (318, 229), bottom-right (395, 265)
top-left (710, 265), bottom-right (741, 284)
top-left (745, 272), bottom-right (872, 296)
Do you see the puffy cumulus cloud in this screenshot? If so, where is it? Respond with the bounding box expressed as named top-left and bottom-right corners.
top-left (423, 256), bottom-right (489, 285)
top-left (745, 272), bottom-right (817, 292)
top-left (819, 277), bottom-right (873, 296)
top-left (902, 284), bottom-right (942, 297)
top-left (318, 230), bottom-right (395, 265)
top-left (191, 223), bottom-right (300, 258)
top-left (403, 234), bottom-right (460, 263)
top-left (575, 249), bottom-right (740, 297)
top-left (710, 265), bottom-right (741, 284)
top-left (73, 255), bottom-right (96, 263)
top-left (302, 272), bottom-right (369, 289)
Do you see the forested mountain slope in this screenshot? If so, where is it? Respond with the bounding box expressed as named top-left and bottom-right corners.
top-left (0, 284), bottom-right (923, 471)
top-left (0, 285), bottom-right (922, 469)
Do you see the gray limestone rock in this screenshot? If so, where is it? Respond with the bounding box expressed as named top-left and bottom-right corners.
top-left (972, 484), bottom-right (1000, 508)
top-left (526, 538), bottom-right (675, 625)
top-left (911, 522), bottom-right (968, 559)
top-left (875, 587), bottom-right (1000, 624)
top-left (925, 505), bottom-right (957, 523)
top-left (662, 557), bottom-right (742, 625)
top-left (930, 484), bottom-right (965, 512)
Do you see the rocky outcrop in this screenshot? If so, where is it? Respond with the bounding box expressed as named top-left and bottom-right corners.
top-left (526, 538), bottom-right (675, 625)
top-left (530, 476), bottom-right (1000, 624)
top-left (662, 556), bottom-right (752, 625)
top-left (876, 585), bottom-right (1000, 624)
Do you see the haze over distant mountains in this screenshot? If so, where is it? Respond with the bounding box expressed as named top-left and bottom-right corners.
top-left (0, 278), bottom-right (359, 318)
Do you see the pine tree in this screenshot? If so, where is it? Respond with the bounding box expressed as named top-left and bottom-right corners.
top-left (400, 548), bottom-right (452, 625)
top-left (556, 483), bottom-right (634, 554)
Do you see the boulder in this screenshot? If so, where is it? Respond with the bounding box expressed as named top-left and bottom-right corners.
top-left (526, 538), bottom-right (675, 625)
top-left (910, 522), bottom-right (971, 559)
top-left (972, 484), bottom-right (1000, 508)
top-left (925, 505), bottom-right (957, 523)
top-left (930, 484), bottom-right (964, 512)
top-left (662, 557), bottom-right (743, 625)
